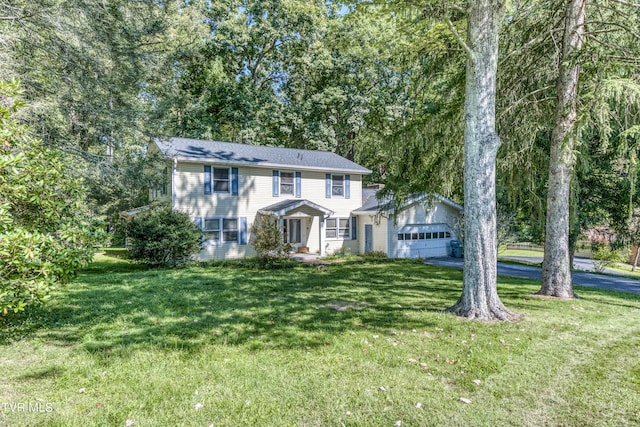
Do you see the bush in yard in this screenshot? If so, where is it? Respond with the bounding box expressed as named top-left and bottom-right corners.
top-left (592, 246), bottom-right (627, 272)
top-left (250, 213), bottom-right (292, 264)
top-left (0, 81), bottom-right (103, 315)
top-left (363, 250), bottom-right (387, 259)
top-left (126, 208), bottom-right (202, 267)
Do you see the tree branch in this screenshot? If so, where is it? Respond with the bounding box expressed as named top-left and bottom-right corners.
top-left (610, 0), bottom-right (640, 7)
top-left (446, 19), bottom-right (473, 60)
top-left (588, 20), bottom-right (640, 41)
top-left (498, 85), bottom-right (554, 122)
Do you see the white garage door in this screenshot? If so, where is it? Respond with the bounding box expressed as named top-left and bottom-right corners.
top-left (396, 224), bottom-right (455, 258)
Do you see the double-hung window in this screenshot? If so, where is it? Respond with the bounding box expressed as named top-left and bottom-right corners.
top-left (213, 168), bottom-right (230, 192)
top-left (325, 217), bottom-right (354, 240)
top-left (201, 218), bottom-right (244, 244)
top-left (326, 219), bottom-right (338, 239)
top-left (273, 170), bottom-right (301, 197)
top-left (205, 166), bottom-right (238, 195)
top-left (222, 219), bottom-right (238, 243)
top-left (280, 171), bottom-right (294, 195)
top-left (331, 175), bottom-right (344, 197)
top-left (325, 174), bottom-right (350, 198)
top-left (203, 218), bottom-right (221, 241)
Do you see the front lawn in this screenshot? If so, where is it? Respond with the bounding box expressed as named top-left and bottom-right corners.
top-left (1, 255), bottom-right (640, 426)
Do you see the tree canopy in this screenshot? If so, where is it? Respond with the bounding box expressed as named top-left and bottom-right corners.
top-left (2, 0), bottom-right (639, 317)
top-left (0, 80), bottom-right (102, 315)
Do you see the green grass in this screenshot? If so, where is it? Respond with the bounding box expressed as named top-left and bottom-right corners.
top-left (599, 262), bottom-right (640, 279)
top-left (2, 255), bottom-right (640, 426)
top-left (498, 248), bottom-right (545, 258)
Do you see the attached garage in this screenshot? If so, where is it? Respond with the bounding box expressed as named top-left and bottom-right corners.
top-left (354, 188), bottom-right (463, 259)
top-left (396, 223), bottom-right (455, 258)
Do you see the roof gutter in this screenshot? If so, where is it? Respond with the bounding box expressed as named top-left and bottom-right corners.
top-left (159, 155), bottom-right (372, 175)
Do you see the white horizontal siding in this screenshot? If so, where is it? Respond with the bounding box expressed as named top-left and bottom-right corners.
top-left (360, 215), bottom-right (388, 254)
top-left (173, 162), bottom-right (365, 260)
top-left (389, 201), bottom-right (462, 259)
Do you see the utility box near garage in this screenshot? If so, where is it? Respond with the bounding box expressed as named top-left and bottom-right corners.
top-left (450, 240), bottom-right (463, 258)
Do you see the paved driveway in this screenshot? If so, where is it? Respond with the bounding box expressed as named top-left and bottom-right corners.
top-left (424, 257), bottom-right (640, 295)
top-left (499, 255), bottom-right (613, 274)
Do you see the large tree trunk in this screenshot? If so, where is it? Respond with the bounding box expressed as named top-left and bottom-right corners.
top-left (539, 0), bottom-right (586, 298)
top-left (448, 0), bottom-right (516, 321)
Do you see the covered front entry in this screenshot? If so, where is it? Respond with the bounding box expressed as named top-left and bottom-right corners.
top-left (258, 199), bottom-right (334, 255)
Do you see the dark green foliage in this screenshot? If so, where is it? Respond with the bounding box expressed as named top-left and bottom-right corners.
top-left (362, 250), bottom-right (387, 259)
top-left (592, 246), bottom-right (627, 272)
top-left (0, 81), bottom-right (103, 315)
top-left (205, 257), bottom-right (299, 270)
top-left (250, 214), bottom-right (292, 265)
top-left (126, 208), bottom-right (202, 267)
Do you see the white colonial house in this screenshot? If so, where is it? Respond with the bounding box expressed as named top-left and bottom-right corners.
top-left (146, 137), bottom-right (462, 260)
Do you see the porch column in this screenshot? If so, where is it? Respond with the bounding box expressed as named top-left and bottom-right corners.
top-left (319, 216), bottom-right (325, 256)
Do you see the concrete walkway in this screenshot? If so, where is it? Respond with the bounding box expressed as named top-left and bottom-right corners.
top-left (424, 257), bottom-right (640, 295)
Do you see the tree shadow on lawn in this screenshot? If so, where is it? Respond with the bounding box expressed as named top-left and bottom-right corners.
top-left (571, 285), bottom-right (640, 310)
top-left (1, 260), bottom-right (552, 355)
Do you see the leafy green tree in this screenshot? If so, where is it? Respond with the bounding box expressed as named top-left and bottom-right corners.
top-left (0, 81), bottom-right (102, 315)
top-left (126, 207), bottom-right (203, 267)
top-left (496, 0), bottom-right (640, 296)
top-left (1, 0), bottom-right (207, 224)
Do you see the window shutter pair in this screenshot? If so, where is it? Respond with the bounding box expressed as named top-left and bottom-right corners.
top-left (325, 174), bottom-right (351, 198)
top-left (204, 166), bottom-right (238, 195)
top-left (195, 216), bottom-right (247, 245)
top-left (273, 170), bottom-right (301, 197)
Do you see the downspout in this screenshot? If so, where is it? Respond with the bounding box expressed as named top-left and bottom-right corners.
top-left (172, 158), bottom-right (177, 211)
top-left (387, 217), bottom-right (393, 258)
top-left (319, 216), bottom-right (325, 256)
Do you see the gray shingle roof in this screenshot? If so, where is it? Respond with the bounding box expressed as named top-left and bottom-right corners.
top-left (154, 137), bottom-right (371, 174)
top-left (352, 188), bottom-right (463, 214)
top-left (258, 199), bottom-right (333, 217)
top-left (353, 188), bottom-right (392, 213)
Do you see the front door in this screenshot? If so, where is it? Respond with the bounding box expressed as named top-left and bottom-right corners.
top-left (284, 219), bottom-right (302, 246)
top-left (365, 224), bottom-right (373, 253)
